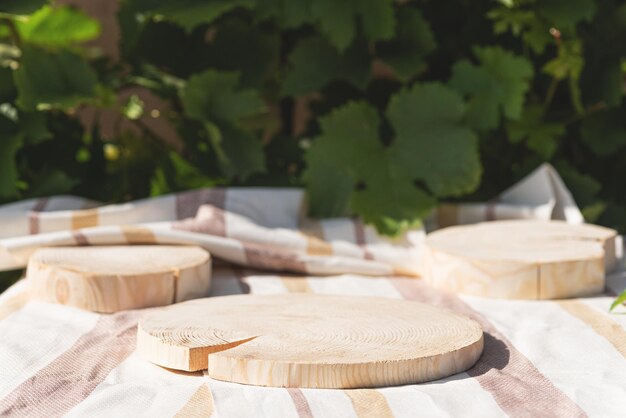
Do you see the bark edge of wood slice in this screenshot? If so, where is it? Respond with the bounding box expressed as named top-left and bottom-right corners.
top-left (421, 220), bottom-right (618, 299)
top-left (27, 245), bottom-right (211, 312)
top-left (137, 294), bottom-right (484, 388)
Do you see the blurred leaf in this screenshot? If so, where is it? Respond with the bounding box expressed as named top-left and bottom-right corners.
top-left (16, 5), bottom-right (100, 47)
top-left (213, 124), bottom-right (265, 179)
top-left (14, 45), bottom-right (96, 110)
top-left (18, 111), bottom-right (50, 143)
top-left (581, 107), bottom-right (626, 156)
top-left (450, 46), bottom-right (533, 130)
top-left (543, 40), bottom-right (584, 113)
top-left (311, 0), bottom-right (394, 51)
top-left (0, 0), bottom-right (47, 15)
top-left (506, 106), bottom-right (564, 159)
top-left (26, 170), bottom-right (79, 197)
top-left (0, 133), bottom-right (21, 200)
top-left (610, 290), bottom-right (626, 312)
top-left (538, 0), bottom-right (596, 28)
top-left (144, 0), bottom-right (253, 32)
top-left (150, 152), bottom-right (217, 195)
top-left (376, 8), bottom-right (436, 80)
top-left (182, 69), bottom-right (265, 123)
top-left (283, 37), bottom-right (370, 96)
top-left (254, 0), bottom-right (312, 28)
top-left (387, 83), bottom-right (481, 196)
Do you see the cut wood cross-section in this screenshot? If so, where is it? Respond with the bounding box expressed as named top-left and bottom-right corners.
top-left (28, 245), bottom-right (211, 312)
top-left (137, 294), bottom-right (484, 388)
top-left (420, 220), bottom-right (618, 299)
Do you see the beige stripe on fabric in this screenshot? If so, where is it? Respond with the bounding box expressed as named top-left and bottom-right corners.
top-left (345, 389), bottom-right (394, 418)
top-left (390, 278), bottom-right (586, 418)
top-left (174, 384), bottom-right (215, 418)
top-left (71, 208), bottom-right (99, 230)
top-left (287, 388), bottom-right (314, 418)
top-left (0, 310), bottom-right (139, 417)
top-left (557, 300), bottom-right (626, 358)
top-left (121, 226), bottom-right (157, 244)
top-left (0, 291), bottom-right (28, 321)
top-left (299, 218), bottom-right (333, 256)
top-left (281, 276), bottom-right (312, 293)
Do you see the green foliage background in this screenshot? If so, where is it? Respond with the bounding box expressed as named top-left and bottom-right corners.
top-left (1, 0), bottom-right (626, 236)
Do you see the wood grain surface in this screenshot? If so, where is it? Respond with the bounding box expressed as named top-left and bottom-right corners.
top-left (28, 246), bottom-right (211, 312)
top-left (137, 294), bottom-right (484, 388)
top-left (420, 220), bottom-right (617, 299)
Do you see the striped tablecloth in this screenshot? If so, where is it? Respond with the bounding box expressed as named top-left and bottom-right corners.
top-left (1, 163), bottom-right (625, 417)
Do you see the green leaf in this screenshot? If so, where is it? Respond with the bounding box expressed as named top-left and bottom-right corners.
top-left (538, 0), bottom-right (596, 28)
top-left (182, 70), bottom-right (265, 123)
top-left (387, 83), bottom-right (481, 196)
top-left (310, 0), bottom-right (394, 51)
top-left (149, 0), bottom-right (253, 32)
top-left (581, 108), bottom-right (626, 156)
top-left (376, 8), bottom-right (436, 80)
top-left (212, 124), bottom-right (265, 179)
top-left (450, 46), bottom-right (533, 130)
top-left (14, 45), bottom-right (96, 110)
top-left (16, 5), bottom-right (100, 47)
top-left (305, 101), bottom-right (434, 234)
top-left (254, 0), bottom-right (312, 28)
top-left (204, 18), bottom-right (279, 88)
top-left (0, 133), bottom-right (21, 200)
top-left (506, 106), bottom-right (564, 159)
top-left (610, 290), bottom-right (626, 312)
top-left (283, 37), bottom-right (370, 96)
top-left (0, 0), bottom-right (47, 15)
top-left (18, 111), bottom-right (50, 143)
top-left (26, 170), bottom-right (79, 197)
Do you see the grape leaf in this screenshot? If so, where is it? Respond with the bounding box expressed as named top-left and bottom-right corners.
top-left (150, 152), bottom-right (218, 195)
top-left (14, 45), bottom-right (97, 110)
top-left (376, 8), bottom-right (436, 80)
top-left (18, 111), bottom-right (50, 143)
top-left (254, 0), bottom-right (312, 28)
top-left (506, 106), bottom-right (564, 159)
top-left (538, 0), bottom-right (596, 28)
top-left (213, 124), bottom-right (265, 179)
top-left (182, 70), bottom-right (265, 123)
top-left (387, 83), bottom-right (481, 196)
top-left (580, 108), bottom-right (626, 156)
top-left (311, 0), bottom-right (394, 51)
top-left (16, 5), bottom-right (100, 47)
top-left (449, 46), bottom-right (533, 130)
top-left (283, 37), bottom-right (370, 96)
top-left (304, 101), bottom-right (434, 234)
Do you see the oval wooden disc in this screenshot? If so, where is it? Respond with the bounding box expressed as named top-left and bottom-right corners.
top-left (27, 246), bottom-right (211, 312)
top-left (421, 220), bottom-right (617, 299)
top-left (137, 294), bottom-right (484, 388)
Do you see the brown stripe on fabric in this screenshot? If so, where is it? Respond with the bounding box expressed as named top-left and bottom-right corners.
top-left (0, 291), bottom-right (28, 321)
top-left (121, 226), bottom-right (157, 244)
top-left (287, 388), bottom-right (314, 418)
top-left (485, 198), bottom-right (499, 221)
top-left (72, 230), bottom-right (90, 245)
top-left (281, 276), bottom-right (313, 293)
top-left (176, 188), bottom-right (226, 220)
top-left (174, 384), bottom-right (215, 418)
top-left (71, 208), bottom-right (99, 230)
top-left (353, 218), bottom-right (374, 260)
top-left (28, 197), bottom-right (49, 234)
top-left (437, 204), bottom-right (458, 229)
top-left (243, 242), bottom-right (308, 274)
top-left (0, 310), bottom-right (139, 417)
top-left (557, 300), bottom-right (626, 358)
top-left (344, 389), bottom-right (394, 418)
top-left (390, 278), bottom-right (586, 418)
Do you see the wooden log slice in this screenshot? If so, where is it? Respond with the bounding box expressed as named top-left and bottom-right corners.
top-left (137, 294), bottom-right (484, 388)
top-left (421, 220), bottom-right (617, 299)
top-left (27, 246), bottom-right (211, 312)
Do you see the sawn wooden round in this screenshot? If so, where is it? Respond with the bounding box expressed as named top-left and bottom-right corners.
top-left (27, 245), bottom-right (212, 312)
top-left (137, 294), bottom-right (484, 389)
